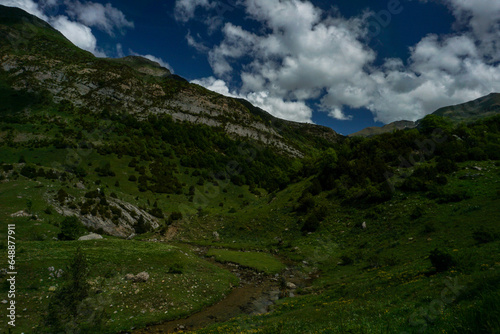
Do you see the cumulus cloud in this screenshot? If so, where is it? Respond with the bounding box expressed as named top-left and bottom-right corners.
top-left (178, 0), bottom-right (500, 125)
top-left (443, 0), bottom-right (500, 61)
top-left (65, 0), bottom-right (134, 36)
top-left (51, 15), bottom-right (106, 56)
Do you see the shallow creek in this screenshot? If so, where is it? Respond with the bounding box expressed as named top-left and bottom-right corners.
top-left (132, 248), bottom-right (314, 333)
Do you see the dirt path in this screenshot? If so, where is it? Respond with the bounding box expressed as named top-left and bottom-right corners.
top-left (132, 248), bottom-right (313, 334)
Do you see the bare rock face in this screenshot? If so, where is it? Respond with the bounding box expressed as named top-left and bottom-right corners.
top-left (49, 195), bottom-right (159, 238)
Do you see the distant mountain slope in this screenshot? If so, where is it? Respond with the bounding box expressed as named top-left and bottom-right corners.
top-left (349, 120), bottom-right (416, 137)
top-left (433, 93), bottom-right (500, 122)
top-left (0, 5), bottom-right (340, 157)
top-left (350, 93), bottom-right (500, 137)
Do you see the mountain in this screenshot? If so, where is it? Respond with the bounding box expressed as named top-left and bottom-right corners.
top-left (349, 120), bottom-right (416, 137)
top-left (350, 93), bottom-right (500, 137)
top-left (432, 92), bottom-right (500, 122)
top-left (0, 5), bottom-right (340, 158)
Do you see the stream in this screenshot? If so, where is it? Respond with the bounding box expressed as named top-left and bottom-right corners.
top-left (132, 247), bottom-right (314, 333)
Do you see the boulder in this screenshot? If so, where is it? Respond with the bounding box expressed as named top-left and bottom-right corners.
top-left (78, 233), bottom-right (103, 241)
top-left (125, 272), bottom-right (150, 283)
top-left (133, 272), bottom-right (149, 283)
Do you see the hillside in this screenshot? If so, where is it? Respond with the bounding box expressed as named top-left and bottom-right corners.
top-left (0, 5), bottom-right (339, 158)
top-left (0, 5), bottom-right (499, 334)
top-left (349, 120), bottom-right (416, 137)
top-left (433, 93), bottom-right (500, 122)
top-left (350, 94), bottom-right (500, 137)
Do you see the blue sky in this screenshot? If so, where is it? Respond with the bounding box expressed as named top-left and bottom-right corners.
top-left (2, 0), bottom-right (500, 134)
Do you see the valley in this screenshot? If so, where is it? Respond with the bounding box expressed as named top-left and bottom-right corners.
top-left (0, 4), bottom-right (499, 334)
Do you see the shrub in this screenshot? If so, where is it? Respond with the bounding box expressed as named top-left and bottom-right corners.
top-left (472, 226), bottom-right (497, 244)
top-left (20, 165), bottom-right (37, 179)
top-left (56, 188), bottom-right (69, 204)
top-left (295, 192), bottom-right (315, 214)
top-left (410, 206), bottom-right (425, 220)
top-left (58, 216), bottom-right (86, 241)
top-left (468, 147), bottom-right (488, 161)
top-left (169, 212), bottom-right (183, 221)
top-left (301, 215), bottom-right (320, 234)
top-left (339, 255), bottom-right (354, 266)
top-left (436, 158), bottom-right (459, 174)
top-left (422, 222), bottom-right (436, 234)
top-left (134, 215), bottom-right (150, 234)
top-left (428, 248), bottom-right (455, 272)
top-left (168, 263), bottom-right (184, 274)
top-left (2, 164), bottom-right (13, 172)
top-left (84, 190), bottom-right (99, 199)
top-left (149, 207), bottom-right (164, 218)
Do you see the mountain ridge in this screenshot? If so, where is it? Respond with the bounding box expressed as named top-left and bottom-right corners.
top-left (350, 93), bottom-right (500, 137)
top-left (0, 4), bottom-right (340, 158)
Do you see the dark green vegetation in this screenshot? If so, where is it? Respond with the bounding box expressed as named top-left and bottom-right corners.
top-left (0, 5), bottom-right (499, 334)
top-left (207, 249), bottom-right (286, 275)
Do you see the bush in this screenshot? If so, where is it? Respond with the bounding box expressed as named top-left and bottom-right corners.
top-left (134, 215), bottom-right (151, 234)
top-left (56, 188), bottom-right (69, 204)
top-left (428, 248), bottom-right (455, 272)
top-left (58, 216), bottom-right (86, 241)
top-left (295, 192), bottom-right (315, 214)
top-left (20, 165), bottom-right (37, 179)
top-left (301, 215), bottom-right (320, 234)
top-left (169, 212), bottom-right (183, 221)
top-left (436, 158), bottom-right (459, 174)
top-left (472, 226), bottom-right (497, 244)
top-left (339, 255), bottom-right (354, 266)
top-left (410, 206), bottom-right (425, 220)
top-left (168, 263), bottom-right (184, 274)
top-left (149, 207), bottom-right (164, 218)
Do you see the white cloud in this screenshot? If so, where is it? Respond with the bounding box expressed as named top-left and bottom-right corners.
top-left (174, 0), bottom-right (214, 22)
top-left (51, 15), bottom-right (105, 56)
top-left (180, 0), bottom-right (500, 125)
top-left (65, 0), bottom-right (134, 36)
top-left (186, 30), bottom-right (209, 53)
top-left (443, 0), bottom-right (500, 61)
top-left (190, 0), bottom-right (373, 122)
